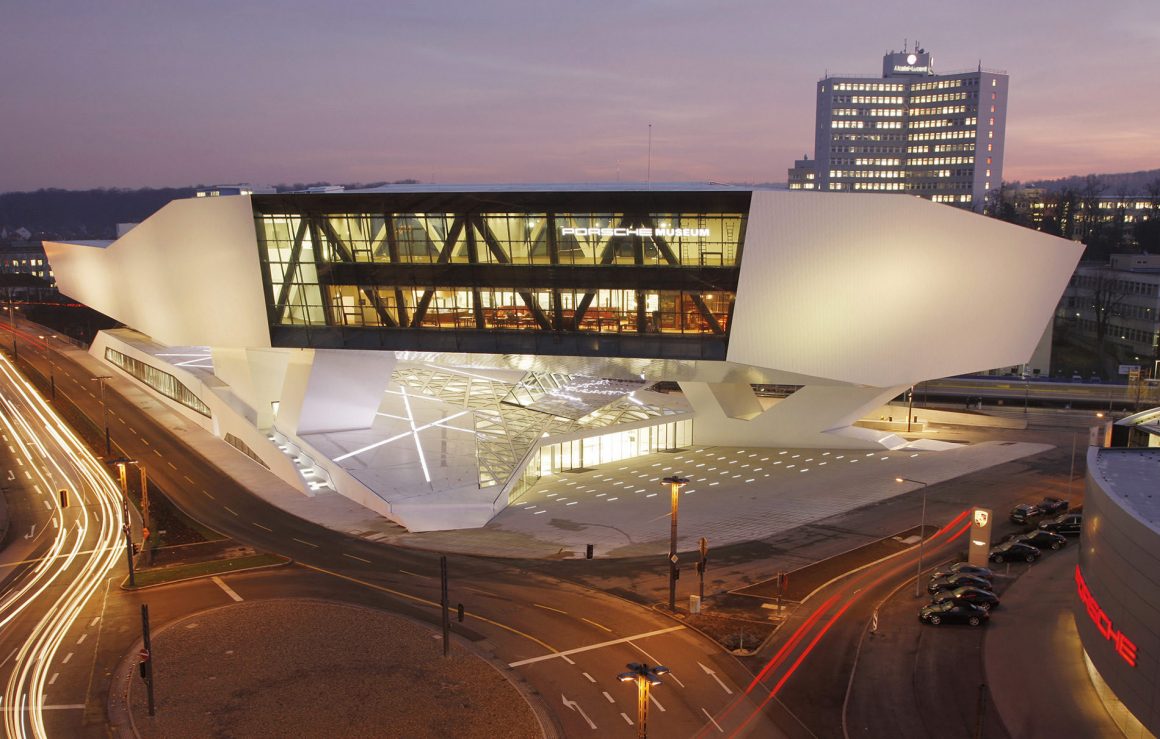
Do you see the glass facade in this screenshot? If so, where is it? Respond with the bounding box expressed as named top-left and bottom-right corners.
top-left (252, 191), bottom-right (748, 360)
top-left (104, 348), bottom-right (212, 417)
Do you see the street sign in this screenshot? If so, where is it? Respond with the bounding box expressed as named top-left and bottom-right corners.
top-left (670, 554), bottom-right (679, 564)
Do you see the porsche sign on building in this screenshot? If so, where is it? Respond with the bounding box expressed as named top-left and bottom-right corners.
top-left (44, 185), bottom-right (1081, 530)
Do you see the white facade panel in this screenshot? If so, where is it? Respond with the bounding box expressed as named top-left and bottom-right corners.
top-left (44, 195), bottom-right (272, 349)
top-left (729, 191), bottom-right (1083, 388)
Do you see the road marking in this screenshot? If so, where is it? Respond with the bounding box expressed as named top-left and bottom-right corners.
top-left (42, 500), bottom-right (51, 511)
top-left (399, 569), bottom-right (429, 580)
top-left (61, 652), bottom-right (73, 665)
top-left (561, 694), bottom-right (597, 730)
top-left (201, 489), bottom-right (215, 499)
top-left (701, 707), bottom-right (725, 733)
top-left (300, 563), bottom-right (558, 654)
top-left (167, 462), bottom-right (177, 470)
top-left (463, 586), bottom-right (499, 598)
top-left (48, 673), bottom-right (59, 686)
top-left (6, 446), bottom-right (12, 453)
top-left (5, 470), bottom-right (12, 480)
top-left (16, 458), bottom-right (23, 466)
top-left (508, 625), bottom-right (686, 668)
top-left (602, 691), bottom-right (615, 703)
top-left (129, 427), bottom-right (137, 435)
top-left (627, 640), bottom-right (685, 686)
top-left (699, 661), bottom-right (733, 694)
top-left (582, 672), bottom-right (596, 683)
top-left (621, 713), bottom-right (633, 725)
top-left (0, 648), bottom-right (16, 670)
top-left (153, 450), bottom-right (161, 457)
top-left (344, 553), bottom-right (371, 564)
top-left (533, 603), bottom-right (567, 615)
top-left (212, 576), bottom-right (243, 602)
top-left (292, 538), bottom-right (318, 548)
top-left (183, 475), bottom-right (194, 483)
top-left (223, 506), bottom-right (238, 516)
top-left (582, 617), bottom-right (612, 633)
top-left (142, 439), bottom-right (150, 446)
top-left (24, 470), bottom-right (31, 479)
top-left (253, 523), bottom-right (272, 532)
top-left (649, 693), bottom-right (665, 712)
top-left (0, 704), bottom-right (87, 711)
top-left (76, 633), bottom-right (87, 646)
top-left (89, 616), bottom-right (100, 627)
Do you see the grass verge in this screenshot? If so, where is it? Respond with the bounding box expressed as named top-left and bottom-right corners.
top-left (126, 553), bottom-right (290, 589)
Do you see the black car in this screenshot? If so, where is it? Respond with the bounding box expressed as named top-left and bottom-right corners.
top-left (919, 600), bottom-right (989, 627)
top-left (989, 541), bottom-right (1041, 563)
top-left (927, 573), bottom-right (992, 594)
top-left (1013, 530), bottom-right (1067, 551)
top-left (1039, 512), bottom-right (1083, 536)
top-left (931, 586), bottom-right (1000, 612)
top-left (1009, 503), bottom-right (1042, 524)
top-left (930, 562), bottom-right (994, 582)
top-left (1038, 497), bottom-right (1069, 516)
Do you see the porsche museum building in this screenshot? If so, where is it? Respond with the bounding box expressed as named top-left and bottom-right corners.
top-left (45, 185), bottom-right (1080, 531)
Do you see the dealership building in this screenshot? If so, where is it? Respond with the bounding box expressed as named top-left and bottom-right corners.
top-left (44, 185), bottom-right (1079, 531)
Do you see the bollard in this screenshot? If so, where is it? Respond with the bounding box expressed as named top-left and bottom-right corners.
top-left (586, 544), bottom-right (594, 559)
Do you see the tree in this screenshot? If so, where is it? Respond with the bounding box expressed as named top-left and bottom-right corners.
top-left (1081, 266), bottom-right (1131, 374)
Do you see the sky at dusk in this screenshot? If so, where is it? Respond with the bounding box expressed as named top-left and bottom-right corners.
top-left (3, 0), bottom-right (1159, 192)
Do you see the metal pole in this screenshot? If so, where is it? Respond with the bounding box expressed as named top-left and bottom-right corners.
top-left (141, 604), bottom-right (155, 716)
top-left (118, 463), bottom-right (135, 587)
top-left (637, 677), bottom-right (648, 739)
top-left (914, 487), bottom-right (927, 597)
top-left (440, 555), bottom-right (450, 657)
top-left (907, 385), bottom-right (914, 432)
top-left (668, 482), bottom-right (679, 612)
top-left (1067, 433), bottom-right (1077, 498)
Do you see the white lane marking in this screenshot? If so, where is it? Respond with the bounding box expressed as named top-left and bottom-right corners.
top-left (621, 712), bottom-right (633, 725)
top-left (508, 625), bottom-right (685, 667)
top-left (562, 655), bottom-right (575, 665)
top-left (292, 538), bottom-right (318, 548)
top-left (533, 603), bottom-right (567, 615)
top-left (581, 617), bottom-right (612, 633)
top-left (223, 506), bottom-right (238, 516)
top-left (167, 462), bottom-right (176, 470)
top-left (201, 489), bottom-right (215, 499)
top-left (212, 576), bottom-right (243, 602)
top-left (0, 648), bottom-right (16, 669)
top-left (76, 633), bottom-right (87, 646)
top-left (153, 450), bottom-right (161, 457)
top-left (699, 661), bottom-right (733, 694)
top-left (253, 523), bottom-right (272, 532)
top-left (561, 694), bottom-right (597, 730)
top-left (582, 672), bottom-right (596, 683)
top-left (399, 569), bottom-right (430, 580)
top-left (61, 652), bottom-right (74, 664)
top-left (16, 458), bottom-right (24, 466)
top-left (630, 641), bottom-right (685, 687)
top-left (48, 673), bottom-right (59, 686)
top-left (649, 693), bottom-right (665, 712)
top-left (141, 438), bottom-right (149, 445)
top-left (183, 475), bottom-right (194, 483)
top-left (24, 470), bottom-right (31, 479)
top-left (602, 691), bottom-right (614, 703)
top-left (463, 586), bottom-right (499, 598)
top-left (344, 553), bottom-right (371, 564)
top-left (89, 617), bottom-right (100, 627)
top-left (6, 446), bottom-right (12, 453)
top-left (42, 500), bottom-right (51, 511)
top-left (701, 707), bottom-right (725, 733)
top-left (129, 427), bottom-right (137, 435)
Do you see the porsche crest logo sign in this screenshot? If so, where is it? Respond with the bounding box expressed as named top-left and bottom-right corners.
top-left (974, 510), bottom-right (989, 528)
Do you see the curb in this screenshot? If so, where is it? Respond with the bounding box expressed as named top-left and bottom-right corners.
top-left (117, 555), bottom-right (293, 591)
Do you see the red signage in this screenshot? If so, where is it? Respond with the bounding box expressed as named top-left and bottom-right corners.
top-left (1075, 565), bottom-right (1137, 667)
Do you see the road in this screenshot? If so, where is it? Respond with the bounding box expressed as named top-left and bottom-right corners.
top-left (5, 328), bottom-right (772, 737)
top-left (0, 352), bottom-right (126, 738)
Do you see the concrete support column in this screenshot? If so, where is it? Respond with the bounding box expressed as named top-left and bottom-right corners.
top-left (276, 349), bottom-right (397, 436)
top-left (679, 381), bottom-right (910, 449)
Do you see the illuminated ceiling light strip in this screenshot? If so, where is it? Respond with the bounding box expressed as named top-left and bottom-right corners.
top-left (422, 363), bottom-right (508, 384)
top-left (401, 387), bottom-right (432, 483)
top-left (333, 410), bottom-right (471, 462)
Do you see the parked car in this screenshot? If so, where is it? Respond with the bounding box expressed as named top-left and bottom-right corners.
top-left (1012, 530), bottom-right (1067, 551)
top-left (1010, 497), bottom-right (1068, 524)
top-left (930, 563), bottom-right (994, 582)
top-left (1039, 512), bottom-right (1083, 537)
top-left (989, 541), bottom-right (1041, 563)
top-left (931, 586), bottom-right (1000, 612)
top-left (919, 600), bottom-right (989, 627)
top-left (927, 573), bottom-right (993, 594)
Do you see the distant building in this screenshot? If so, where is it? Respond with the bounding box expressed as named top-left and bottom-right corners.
top-left (195, 184), bottom-right (276, 198)
top-left (1058, 254), bottom-right (1160, 370)
top-left (787, 157), bottom-right (817, 190)
top-left (789, 46), bottom-right (1008, 211)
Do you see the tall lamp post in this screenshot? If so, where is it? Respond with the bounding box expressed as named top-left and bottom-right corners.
top-left (896, 477), bottom-right (929, 597)
top-left (618, 662), bottom-right (669, 739)
top-left (92, 375), bottom-right (112, 456)
top-left (662, 475), bottom-right (688, 611)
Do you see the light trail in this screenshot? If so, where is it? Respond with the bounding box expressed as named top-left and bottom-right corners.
top-left (0, 352), bottom-right (126, 738)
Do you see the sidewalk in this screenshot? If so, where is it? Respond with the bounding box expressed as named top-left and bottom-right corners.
top-left (984, 547), bottom-right (1120, 738)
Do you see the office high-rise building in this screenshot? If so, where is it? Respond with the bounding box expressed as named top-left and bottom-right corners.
top-left (789, 47), bottom-right (1008, 211)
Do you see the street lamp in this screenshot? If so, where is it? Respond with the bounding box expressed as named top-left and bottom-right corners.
top-left (92, 375), bottom-right (112, 456)
top-left (618, 662), bottom-right (669, 739)
top-left (662, 475), bottom-right (688, 611)
top-left (896, 477), bottom-right (929, 597)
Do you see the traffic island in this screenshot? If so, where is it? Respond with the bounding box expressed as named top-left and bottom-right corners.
top-left (114, 599), bottom-right (547, 738)
top-left (121, 541), bottom-right (291, 589)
